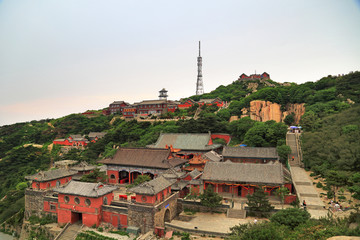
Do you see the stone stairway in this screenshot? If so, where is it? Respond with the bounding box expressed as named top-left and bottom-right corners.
top-left (227, 209), bottom-right (246, 219)
top-left (287, 133), bottom-right (328, 218)
top-left (57, 223), bottom-right (82, 240)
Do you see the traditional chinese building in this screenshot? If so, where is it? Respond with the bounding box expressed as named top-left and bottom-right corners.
top-left (222, 146), bottom-right (279, 163)
top-left (128, 175), bottom-right (179, 234)
top-left (53, 135), bottom-right (89, 148)
top-left (178, 98), bottom-right (225, 109)
top-left (238, 72), bottom-right (270, 81)
top-left (109, 101), bottom-right (130, 115)
top-left (183, 150), bottom-right (222, 172)
top-left (99, 148), bottom-right (187, 184)
top-left (25, 168), bottom-right (77, 190)
top-left (147, 132), bottom-right (223, 158)
top-left (52, 181), bottom-right (118, 227)
top-left (88, 132), bottom-right (107, 142)
top-left (202, 161), bottom-right (293, 199)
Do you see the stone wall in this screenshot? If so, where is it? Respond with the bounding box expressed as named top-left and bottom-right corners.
top-left (177, 199), bottom-right (229, 213)
top-left (24, 189), bottom-right (48, 219)
top-left (127, 192), bottom-right (179, 234)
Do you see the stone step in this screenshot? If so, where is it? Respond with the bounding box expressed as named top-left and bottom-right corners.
top-left (227, 209), bottom-right (246, 219)
top-left (299, 193), bottom-right (319, 197)
top-left (294, 181), bottom-right (312, 186)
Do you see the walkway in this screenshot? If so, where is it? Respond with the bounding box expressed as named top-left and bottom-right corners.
top-left (166, 212), bottom-right (260, 237)
top-left (56, 223), bottom-right (82, 240)
top-left (287, 132), bottom-right (328, 219)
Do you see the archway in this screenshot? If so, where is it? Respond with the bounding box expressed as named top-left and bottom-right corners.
top-left (164, 209), bottom-right (171, 223)
top-left (143, 172), bottom-right (155, 180)
top-left (119, 170), bottom-right (129, 184)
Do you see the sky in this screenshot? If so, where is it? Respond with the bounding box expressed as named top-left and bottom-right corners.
top-left (0, 0), bottom-right (359, 126)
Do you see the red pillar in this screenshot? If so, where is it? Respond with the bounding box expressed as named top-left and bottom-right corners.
top-left (129, 172), bottom-right (131, 184)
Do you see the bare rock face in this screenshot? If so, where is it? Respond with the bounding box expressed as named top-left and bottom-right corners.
top-left (249, 101), bottom-right (282, 122)
top-left (242, 100), bottom-right (305, 124)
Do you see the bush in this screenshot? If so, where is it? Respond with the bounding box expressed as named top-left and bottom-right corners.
top-left (270, 208), bottom-right (310, 229)
top-left (316, 182), bottom-right (323, 188)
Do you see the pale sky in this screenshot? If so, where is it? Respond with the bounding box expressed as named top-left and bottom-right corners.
top-left (1, 0), bottom-right (359, 126)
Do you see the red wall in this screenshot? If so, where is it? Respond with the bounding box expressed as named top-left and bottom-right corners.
top-left (135, 187), bottom-right (171, 205)
top-left (107, 170), bottom-right (119, 184)
top-left (102, 211), bottom-right (128, 228)
top-left (57, 192), bottom-right (113, 227)
top-left (44, 201), bottom-right (58, 213)
top-left (211, 134), bottom-right (231, 144)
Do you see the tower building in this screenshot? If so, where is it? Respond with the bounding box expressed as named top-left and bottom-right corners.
top-left (196, 41), bottom-right (204, 95)
top-left (159, 88), bottom-right (168, 100)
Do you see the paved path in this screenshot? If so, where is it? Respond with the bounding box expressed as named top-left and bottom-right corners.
top-left (167, 212), bottom-right (260, 235)
top-left (57, 223), bottom-right (82, 240)
top-left (287, 133), bottom-right (328, 219)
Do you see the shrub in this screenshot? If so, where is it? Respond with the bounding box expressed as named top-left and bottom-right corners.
top-left (270, 208), bottom-right (310, 229)
top-left (316, 182), bottom-right (323, 188)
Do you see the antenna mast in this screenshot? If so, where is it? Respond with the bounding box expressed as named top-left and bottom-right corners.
top-left (196, 41), bottom-right (204, 95)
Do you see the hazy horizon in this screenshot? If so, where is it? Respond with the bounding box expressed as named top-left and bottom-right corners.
top-left (1, 0), bottom-right (360, 126)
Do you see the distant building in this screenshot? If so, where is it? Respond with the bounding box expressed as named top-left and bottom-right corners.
top-left (238, 72), bottom-right (270, 81)
top-left (88, 132), bottom-right (106, 142)
top-left (108, 101), bottom-right (130, 115)
top-left (53, 135), bottom-right (89, 148)
top-left (178, 97), bottom-right (225, 109)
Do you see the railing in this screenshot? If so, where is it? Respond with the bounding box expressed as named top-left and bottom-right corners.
top-left (54, 222), bottom-right (70, 240)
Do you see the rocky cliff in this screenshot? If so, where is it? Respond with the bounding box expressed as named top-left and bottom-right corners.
top-left (241, 100), bottom-right (305, 124)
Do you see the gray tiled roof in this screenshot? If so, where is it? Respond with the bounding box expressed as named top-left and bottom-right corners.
top-left (188, 169), bottom-right (202, 179)
top-left (129, 176), bottom-right (176, 195)
top-left (70, 161), bottom-right (97, 171)
top-left (25, 169), bottom-right (78, 182)
top-left (148, 133), bottom-right (221, 151)
top-left (54, 181), bottom-right (117, 197)
top-left (203, 150), bottom-right (222, 162)
top-left (99, 148), bottom-right (187, 169)
top-left (162, 168), bottom-right (187, 180)
top-left (137, 100), bottom-right (168, 105)
top-left (88, 132), bottom-right (106, 139)
top-left (202, 161), bottom-right (285, 185)
top-left (222, 146), bottom-right (279, 159)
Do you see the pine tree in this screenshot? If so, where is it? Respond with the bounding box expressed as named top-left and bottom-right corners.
top-left (200, 185), bottom-right (223, 211)
top-left (246, 187), bottom-right (274, 217)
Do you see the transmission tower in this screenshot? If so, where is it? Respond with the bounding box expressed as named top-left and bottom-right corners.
top-left (196, 41), bottom-right (204, 95)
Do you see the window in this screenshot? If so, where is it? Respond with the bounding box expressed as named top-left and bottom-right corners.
top-left (141, 196), bottom-right (147, 202)
top-left (50, 205), bottom-right (56, 211)
top-left (85, 198), bottom-right (91, 206)
top-left (56, 180), bottom-right (61, 187)
top-left (74, 197), bottom-right (80, 204)
top-left (110, 174), bottom-right (116, 179)
top-left (64, 196), bottom-right (70, 203)
top-left (103, 197), bottom-right (108, 205)
top-left (223, 185), bottom-right (230, 192)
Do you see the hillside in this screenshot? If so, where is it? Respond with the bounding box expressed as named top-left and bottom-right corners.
top-left (0, 71), bottom-right (359, 232)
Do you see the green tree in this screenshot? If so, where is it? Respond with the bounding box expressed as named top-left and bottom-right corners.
top-left (199, 185), bottom-right (223, 210)
top-left (246, 188), bottom-right (274, 217)
top-left (275, 186), bottom-right (290, 209)
top-left (349, 172), bottom-right (360, 200)
top-left (284, 114), bottom-right (295, 126)
top-left (270, 208), bottom-right (310, 230)
top-left (325, 170), bottom-right (348, 202)
top-left (80, 168), bottom-right (108, 183)
top-left (276, 145), bottom-right (292, 165)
